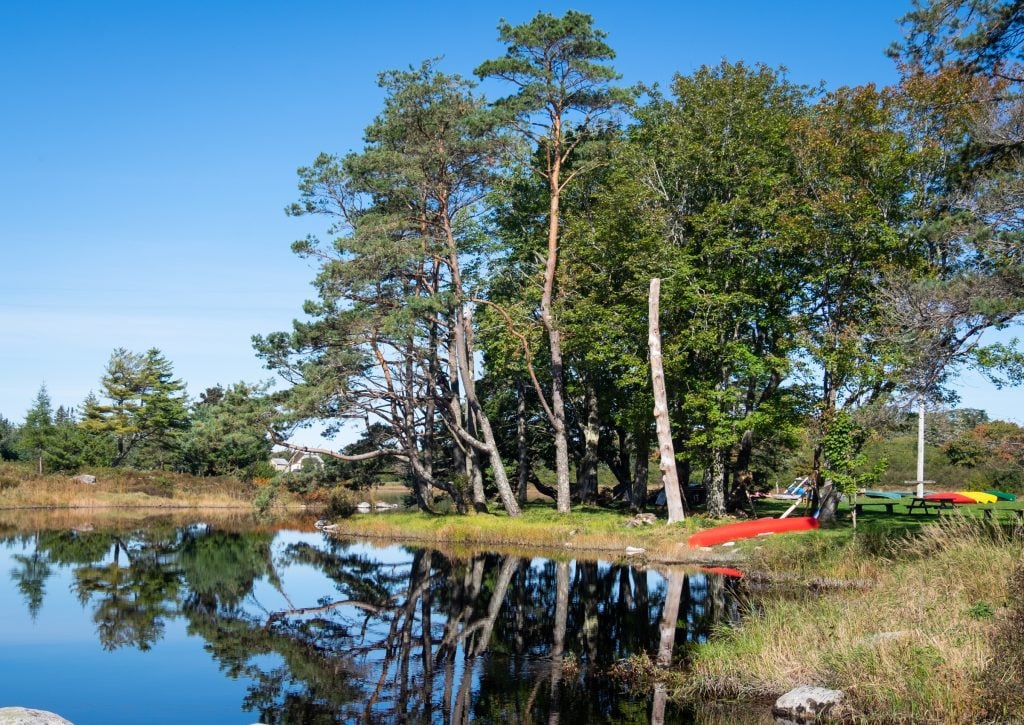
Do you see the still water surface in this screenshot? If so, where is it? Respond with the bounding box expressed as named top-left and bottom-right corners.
top-left (0, 517), bottom-right (744, 723)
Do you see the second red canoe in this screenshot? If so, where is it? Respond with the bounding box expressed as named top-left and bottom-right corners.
top-left (688, 516), bottom-right (819, 548)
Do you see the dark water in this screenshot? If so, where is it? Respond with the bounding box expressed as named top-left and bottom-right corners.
top-left (0, 519), bottom-right (745, 724)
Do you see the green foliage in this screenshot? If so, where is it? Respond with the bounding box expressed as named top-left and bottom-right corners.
top-left (475, 11), bottom-right (630, 130)
top-left (823, 411), bottom-right (888, 497)
top-left (0, 414), bottom-right (18, 461)
top-left (252, 482), bottom-right (278, 515)
top-left (895, 0), bottom-right (1024, 77)
top-left (325, 488), bottom-right (357, 518)
top-left (967, 601), bottom-right (994, 620)
top-left (179, 381), bottom-right (273, 479)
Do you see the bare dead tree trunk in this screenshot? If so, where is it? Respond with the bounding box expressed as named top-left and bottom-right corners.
top-left (649, 278), bottom-right (685, 523)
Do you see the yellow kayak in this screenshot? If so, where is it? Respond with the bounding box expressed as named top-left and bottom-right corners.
top-left (958, 491), bottom-right (998, 504)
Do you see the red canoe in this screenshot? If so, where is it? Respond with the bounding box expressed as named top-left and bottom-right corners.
top-left (688, 516), bottom-right (819, 548)
top-left (923, 492), bottom-right (976, 504)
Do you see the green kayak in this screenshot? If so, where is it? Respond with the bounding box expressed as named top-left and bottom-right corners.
top-left (985, 490), bottom-right (1017, 502)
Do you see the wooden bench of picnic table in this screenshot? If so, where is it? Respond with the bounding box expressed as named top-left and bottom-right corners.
top-left (854, 500), bottom-right (897, 515)
top-left (981, 507), bottom-right (1024, 523)
top-left (906, 497), bottom-right (956, 515)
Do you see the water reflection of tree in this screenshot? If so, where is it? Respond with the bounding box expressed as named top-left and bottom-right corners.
top-left (10, 534), bottom-right (51, 619)
top-left (71, 529), bottom-right (183, 651)
top-left (178, 528), bottom-right (278, 611)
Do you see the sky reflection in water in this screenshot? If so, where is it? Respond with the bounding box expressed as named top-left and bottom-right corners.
top-left (0, 522), bottom-right (743, 724)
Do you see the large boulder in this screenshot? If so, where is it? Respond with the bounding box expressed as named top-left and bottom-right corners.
top-left (71, 474), bottom-right (96, 485)
top-left (773, 686), bottom-right (845, 723)
top-left (0, 708), bottom-right (74, 724)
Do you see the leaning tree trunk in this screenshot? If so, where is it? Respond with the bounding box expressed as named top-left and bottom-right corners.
top-left (649, 278), bottom-right (685, 523)
top-left (542, 162), bottom-right (571, 514)
top-left (452, 308), bottom-right (520, 516)
top-left (465, 408), bottom-right (488, 513)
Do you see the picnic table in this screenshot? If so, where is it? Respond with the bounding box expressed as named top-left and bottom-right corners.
top-left (981, 507), bottom-right (1024, 523)
top-left (906, 497), bottom-right (957, 515)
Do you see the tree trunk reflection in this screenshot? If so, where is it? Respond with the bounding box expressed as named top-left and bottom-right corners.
top-left (1, 525), bottom-right (745, 723)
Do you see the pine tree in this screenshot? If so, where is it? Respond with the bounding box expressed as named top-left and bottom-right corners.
top-left (21, 385), bottom-right (54, 474)
top-left (81, 348), bottom-right (188, 467)
top-left (477, 11), bottom-right (631, 513)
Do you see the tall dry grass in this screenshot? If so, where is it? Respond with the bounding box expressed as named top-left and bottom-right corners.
top-left (683, 514), bottom-right (1023, 721)
top-left (0, 462), bottom-right (261, 509)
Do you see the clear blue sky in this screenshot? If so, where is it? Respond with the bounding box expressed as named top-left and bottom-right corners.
top-left (1, 0), bottom-right (1019, 444)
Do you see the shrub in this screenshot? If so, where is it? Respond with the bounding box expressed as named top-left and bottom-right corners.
top-left (253, 482), bottom-right (278, 515)
top-left (325, 488), bottom-right (356, 518)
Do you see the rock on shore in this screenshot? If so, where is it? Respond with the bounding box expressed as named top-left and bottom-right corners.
top-left (0, 708), bottom-right (74, 724)
top-left (773, 686), bottom-right (845, 722)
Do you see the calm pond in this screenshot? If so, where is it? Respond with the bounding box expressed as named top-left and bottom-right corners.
top-left (0, 515), bottom-right (746, 724)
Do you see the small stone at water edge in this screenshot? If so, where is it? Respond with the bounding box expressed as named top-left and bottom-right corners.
top-left (624, 546), bottom-right (646, 556)
top-left (720, 541), bottom-right (736, 547)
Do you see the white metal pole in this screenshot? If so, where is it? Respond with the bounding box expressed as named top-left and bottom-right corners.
top-left (917, 397), bottom-right (926, 498)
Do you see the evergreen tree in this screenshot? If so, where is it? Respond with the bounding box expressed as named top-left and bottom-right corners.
top-left (132, 348), bottom-right (189, 468)
top-left (179, 382), bottom-right (272, 478)
top-left (21, 385), bottom-right (54, 474)
top-left (78, 392), bottom-right (116, 467)
top-left (48, 404), bottom-right (84, 473)
top-left (258, 60), bottom-right (522, 514)
top-left (81, 348), bottom-right (188, 467)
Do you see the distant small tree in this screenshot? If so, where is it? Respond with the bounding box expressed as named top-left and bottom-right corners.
top-left (21, 385), bottom-right (54, 474)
